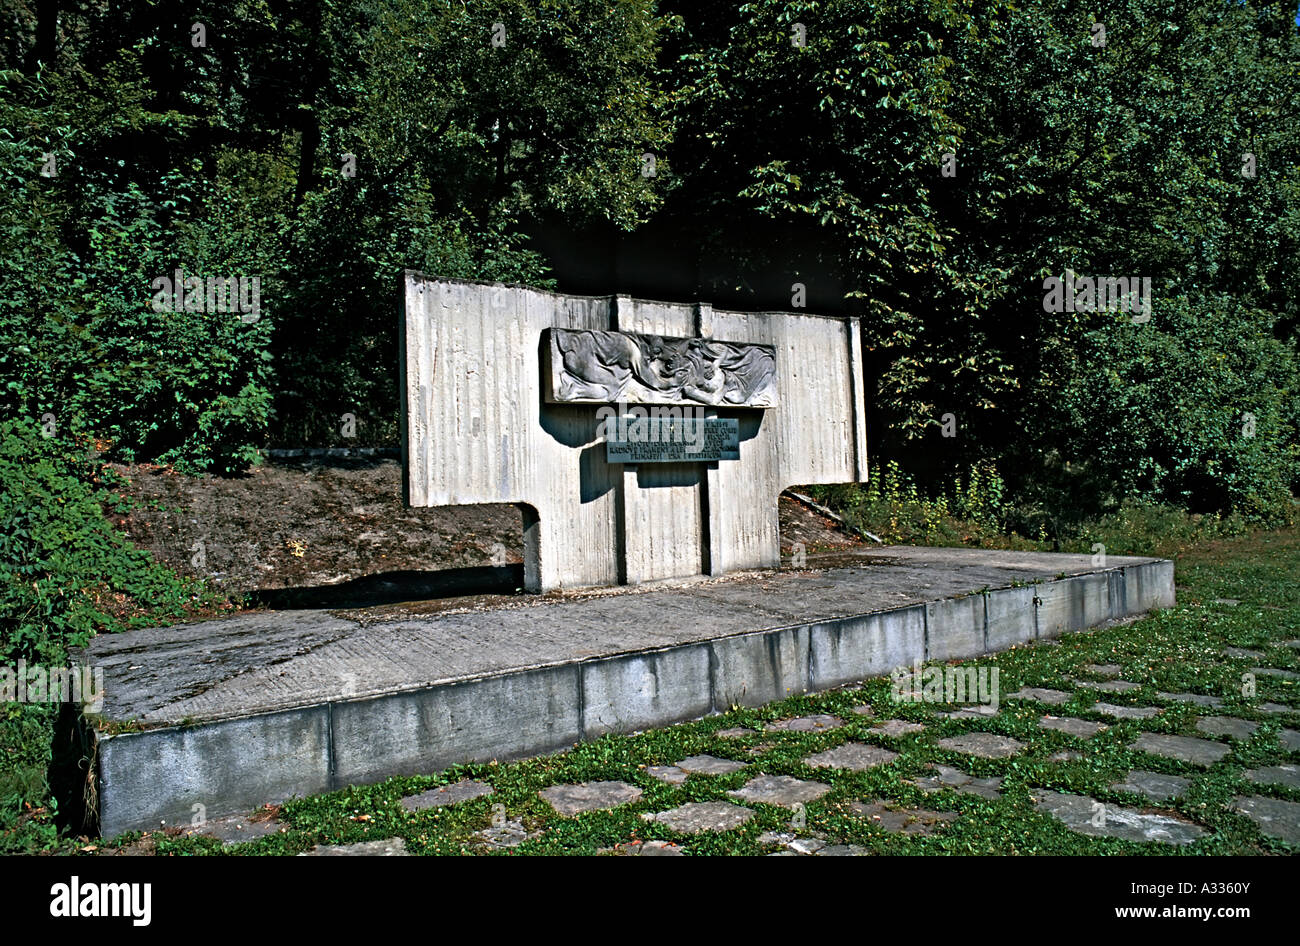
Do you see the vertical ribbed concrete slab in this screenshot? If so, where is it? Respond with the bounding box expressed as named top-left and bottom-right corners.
top-left (1124, 561), bottom-right (1176, 613)
top-left (402, 275), bottom-right (865, 592)
top-left (711, 625), bottom-right (813, 708)
top-left (1037, 573), bottom-right (1110, 638)
top-left (986, 586), bottom-right (1037, 651)
top-left (625, 463), bottom-right (704, 582)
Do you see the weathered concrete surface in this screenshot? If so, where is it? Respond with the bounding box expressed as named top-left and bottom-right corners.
top-left (1034, 794), bottom-right (1207, 845)
top-left (908, 765), bottom-right (1003, 799)
top-left (86, 548), bottom-right (1169, 723)
top-left (1109, 771), bottom-right (1191, 802)
top-left (84, 547), bottom-right (1172, 837)
top-left (729, 775), bottom-right (831, 807)
top-left (400, 779), bottom-right (493, 811)
top-left (642, 801), bottom-right (754, 834)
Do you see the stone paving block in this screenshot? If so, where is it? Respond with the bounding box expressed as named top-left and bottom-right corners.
top-left (728, 774), bottom-right (831, 807)
top-left (1081, 664), bottom-right (1122, 677)
top-left (937, 733), bottom-right (1024, 759)
top-left (757, 831), bottom-right (870, 855)
top-left (539, 781), bottom-right (643, 816)
top-left (642, 801), bottom-right (754, 834)
top-left (675, 754), bottom-right (749, 776)
top-left (1007, 687), bottom-right (1072, 705)
top-left (1092, 702), bottom-right (1162, 720)
top-left (1280, 729), bottom-right (1300, 752)
top-left (1244, 764), bottom-right (1300, 791)
top-left (180, 810), bottom-right (284, 846)
top-left (401, 779), bottom-right (494, 812)
top-left (787, 837), bottom-right (826, 855)
top-left (1195, 717), bottom-right (1259, 740)
top-left (909, 764), bottom-right (1003, 799)
top-left (1252, 667), bottom-right (1300, 681)
top-left (1158, 692), bottom-right (1224, 709)
top-left (1232, 795), bottom-right (1300, 846)
top-left (647, 765), bottom-right (689, 784)
top-left (1039, 715), bottom-right (1107, 738)
top-left (872, 719), bottom-right (926, 736)
top-left (1079, 679), bottom-right (1142, 693)
top-left (299, 838), bottom-right (410, 856)
top-left (474, 818), bottom-right (542, 849)
top-left (1224, 647), bottom-right (1264, 659)
top-left (936, 706), bottom-right (999, 720)
top-left (1132, 733), bottom-right (1230, 767)
top-left (1109, 770), bottom-right (1192, 802)
top-left (851, 705), bottom-right (875, 716)
top-left (1259, 703), bottom-right (1296, 714)
top-left (1050, 750), bottom-right (1083, 762)
top-left (715, 727), bottom-right (758, 739)
top-left (850, 801), bottom-right (957, 836)
top-left (1033, 793), bottom-right (1206, 845)
top-left (1281, 640), bottom-right (1300, 650)
top-left (766, 714), bottom-right (845, 733)
top-left (609, 839), bottom-right (685, 856)
top-left (804, 742), bottom-right (898, 771)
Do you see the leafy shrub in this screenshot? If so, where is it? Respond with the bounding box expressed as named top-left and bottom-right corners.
top-left (1073, 500), bottom-right (1250, 559)
top-left (0, 72), bottom-right (275, 475)
top-left (273, 180), bottom-right (556, 447)
top-left (1054, 293), bottom-right (1299, 524)
top-left (0, 420), bottom-right (205, 666)
top-left (0, 420), bottom-right (219, 850)
top-left (807, 462), bottom-right (1248, 556)
top-left (809, 461), bottom-right (1017, 547)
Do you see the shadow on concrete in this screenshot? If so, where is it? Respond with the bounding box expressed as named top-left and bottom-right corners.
top-left (247, 565), bottom-right (524, 610)
top-left (50, 702), bottom-right (98, 837)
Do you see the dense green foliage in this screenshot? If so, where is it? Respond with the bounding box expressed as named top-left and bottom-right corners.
top-left (0, 420), bottom-right (211, 849)
top-left (0, 420), bottom-right (201, 666)
top-left (664, 0), bottom-right (1299, 523)
top-left (2, 0), bottom-right (1296, 518)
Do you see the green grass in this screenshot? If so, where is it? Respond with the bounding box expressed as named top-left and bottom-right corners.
top-left (75, 526), bottom-right (1299, 857)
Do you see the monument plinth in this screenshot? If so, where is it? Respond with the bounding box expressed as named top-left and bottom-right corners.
top-left (78, 274), bottom-right (1177, 839)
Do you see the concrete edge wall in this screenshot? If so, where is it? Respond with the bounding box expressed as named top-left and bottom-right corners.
top-left (94, 562), bottom-right (1174, 837)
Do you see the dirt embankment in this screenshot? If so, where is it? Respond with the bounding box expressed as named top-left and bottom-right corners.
top-left (109, 457), bottom-right (861, 608)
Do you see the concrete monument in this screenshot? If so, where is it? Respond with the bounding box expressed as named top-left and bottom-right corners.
top-left (401, 273), bottom-right (868, 591)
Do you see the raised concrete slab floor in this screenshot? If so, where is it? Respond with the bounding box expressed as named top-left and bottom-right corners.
top-left (81, 546), bottom-right (1174, 837)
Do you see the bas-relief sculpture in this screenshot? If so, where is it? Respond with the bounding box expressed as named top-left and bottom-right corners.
top-left (547, 328), bottom-right (777, 408)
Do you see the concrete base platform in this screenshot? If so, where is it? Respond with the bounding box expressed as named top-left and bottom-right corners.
top-left (81, 547), bottom-right (1174, 837)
